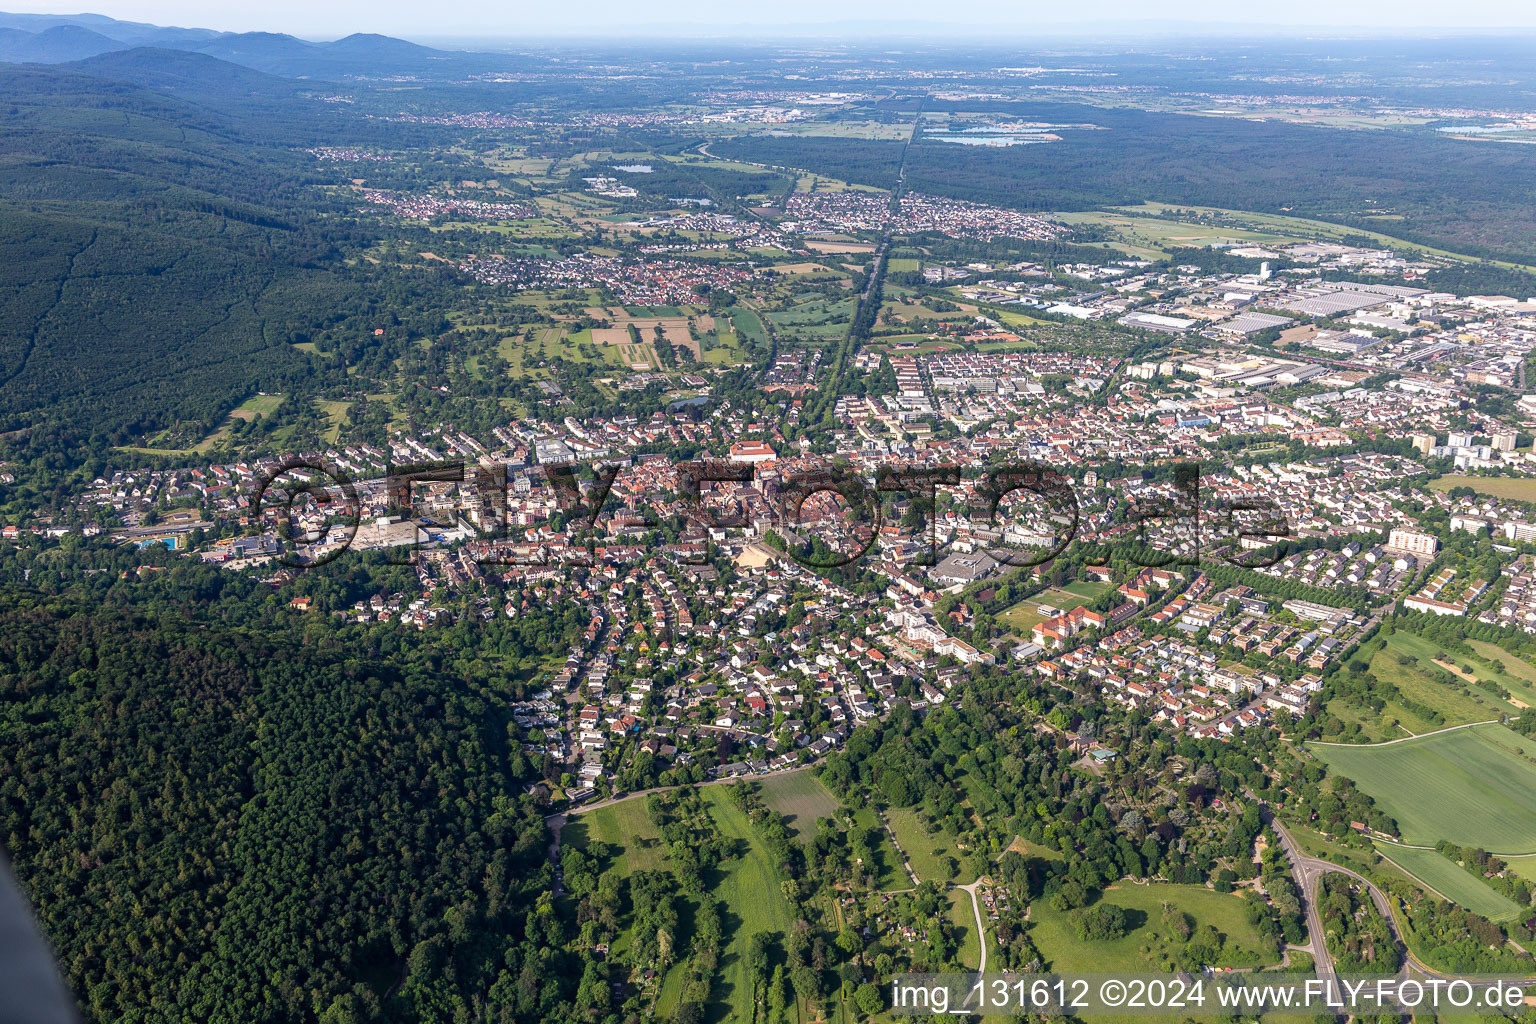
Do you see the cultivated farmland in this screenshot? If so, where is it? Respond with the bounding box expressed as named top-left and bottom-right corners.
top-left (1313, 724), bottom-right (1536, 852)
top-left (1372, 843), bottom-right (1523, 922)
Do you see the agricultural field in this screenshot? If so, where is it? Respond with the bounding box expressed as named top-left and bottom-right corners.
top-left (1431, 475), bottom-right (1536, 502)
top-left (1028, 883), bottom-right (1278, 974)
top-left (758, 770), bottom-right (839, 840)
top-left (1371, 843), bottom-right (1523, 922)
top-left (1312, 724), bottom-right (1536, 852)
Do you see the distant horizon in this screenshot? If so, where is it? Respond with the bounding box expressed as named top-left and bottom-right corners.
top-left (7, 3), bottom-right (1536, 42)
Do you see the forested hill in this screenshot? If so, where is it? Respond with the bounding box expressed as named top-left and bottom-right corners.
top-left (0, 12), bottom-right (478, 79)
top-left (0, 593), bottom-right (561, 1023)
top-left (0, 58), bottom-right (427, 444)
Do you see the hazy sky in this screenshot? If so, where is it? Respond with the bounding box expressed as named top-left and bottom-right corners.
top-left (13, 0), bottom-right (1536, 38)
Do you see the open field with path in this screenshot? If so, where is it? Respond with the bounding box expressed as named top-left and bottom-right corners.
top-left (1313, 723), bottom-right (1536, 851)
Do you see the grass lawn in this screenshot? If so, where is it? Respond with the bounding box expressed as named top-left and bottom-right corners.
top-left (847, 805), bottom-right (909, 891)
top-left (947, 889), bottom-right (982, 970)
top-left (1028, 883), bottom-right (1278, 974)
top-left (758, 770), bottom-right (839, 840)
top-left (701, 787), bottom-right (801, 1024)
top-left (1501, 855), bottom-right (1536, 883)
top-left (1313, 723), bottom-right (1536, 852)
top-left (562, 795), bottom-right (667, 880)
top-left (1377, 631), bottom-right (1519, 721)
top-left (724, 307), bottom-right (769, 353)
top-left (1060, 580), bottom-right (1114, 600)
top-left (1430, 475), bottom-right (1536, 502)
top-left (317, 399), bottom-right (350, 444)
top-left (1007, 835), bottom-right (1064, 861)
top-left (1467, 639), bottom-right (1536, 708)
top-left (1278, 821), bottom-right (1388, 880)
top-left (999, 601), bottom-right (1051, 634)
top-left (232, 394), bottom-right (284, 418)
top-left (884, 806), bottom-right (975, 884)
top-left (1372, 843), bottom-right (1523, 922)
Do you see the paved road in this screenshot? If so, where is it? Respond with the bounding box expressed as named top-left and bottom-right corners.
top-left (1266, 811), bottom-right (1443, 981)
top-left (1263, 811), bottom-right (1341, 1002)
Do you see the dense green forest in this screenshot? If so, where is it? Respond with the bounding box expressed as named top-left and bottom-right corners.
top-left (0, 593), bottom-right (563, 1024)
top-left (714, 103), bottom-right (1536, 263)
top-left (0, 61), bottom-right (443, 441)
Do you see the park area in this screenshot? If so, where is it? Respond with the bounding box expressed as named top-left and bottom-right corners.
top-left (561, 786), bottom-right (803, 1023)
top-left (1028, 883), bottom-right (1278, 974)
top-left (1313, 723), bottom-right (1536, 852)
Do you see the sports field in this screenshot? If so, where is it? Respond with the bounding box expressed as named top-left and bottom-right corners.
top-left (1000, 581), bottom-right (1114, 633)
top-left (1313, 724), bottom-right (1536, 851)
top-left (1372, 843), bottom-right (1523, 922)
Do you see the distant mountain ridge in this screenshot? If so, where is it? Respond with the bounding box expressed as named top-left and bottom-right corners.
top-left (0, 10), bottom-right (471, 77)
